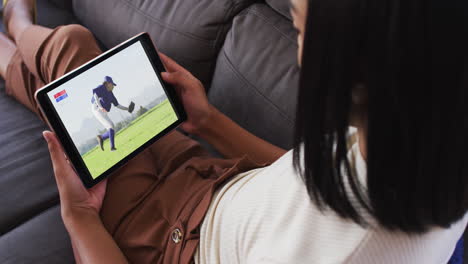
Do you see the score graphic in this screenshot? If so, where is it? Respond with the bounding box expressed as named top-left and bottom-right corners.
top-left (54, 89), bottom-right (68, 103)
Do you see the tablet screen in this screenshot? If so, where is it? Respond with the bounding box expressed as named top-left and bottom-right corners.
top-left (45, 41), bottom-right (179, 179)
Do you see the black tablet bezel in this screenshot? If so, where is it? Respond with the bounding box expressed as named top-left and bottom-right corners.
top-left (35, 33), bottom-right (187, 188)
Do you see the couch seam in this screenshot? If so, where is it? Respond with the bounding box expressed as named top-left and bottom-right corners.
top-left (118, 0), bottom-right (216, 44)
top-left (213, 1), bottom-right (238, 50)
top-left (218, 50), bottom-right (294, 125)
top-left (236, 5), bottom-right (298, 45)
top-left (203, 0), bottom-right (263, 90)
top-left (206, 0), bottom-right (239, 90)
top-left (212, 0), bottom-right (264, 50)
top-left (265, 0), bottom-right (293, 21)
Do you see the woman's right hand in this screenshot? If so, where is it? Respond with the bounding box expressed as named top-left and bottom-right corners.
top-left (159, 53), bottom-right (214, 135)
top-left (43, 131), bottom-right (107, 226)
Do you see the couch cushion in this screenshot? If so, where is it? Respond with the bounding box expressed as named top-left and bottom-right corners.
top-left (0, 206), bottom-right (73, 264)
top-left (266, 0), bottom-right (292, 20)
top-left (208, 4), bottom-right (300, 149)
top-left (36, 0), bottom-right (78, 28)
top-left (72, 0), bottom-right (256, 88)
top-left (39, 0), bottom-right (74, 16)
top-left (0, 82), bottom-right (60, 235)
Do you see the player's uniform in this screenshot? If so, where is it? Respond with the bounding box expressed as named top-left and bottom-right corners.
top-left (91, 81), bottom-right (119, 150)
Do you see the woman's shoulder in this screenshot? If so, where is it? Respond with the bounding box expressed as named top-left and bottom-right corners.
top-left (219, 149), bottom-right (371, 262)
top-left (225, 141), bottom-right (466, 263)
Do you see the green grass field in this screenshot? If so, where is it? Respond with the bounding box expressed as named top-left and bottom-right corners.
top-left (82, 99), bottom-right (178, 179)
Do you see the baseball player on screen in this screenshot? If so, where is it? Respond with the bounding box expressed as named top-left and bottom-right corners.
top-left (91, 76), bottom-right (135, 151)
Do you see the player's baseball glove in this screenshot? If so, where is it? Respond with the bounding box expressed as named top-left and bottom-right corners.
top-left (128, 101), bottom-right (135, 113)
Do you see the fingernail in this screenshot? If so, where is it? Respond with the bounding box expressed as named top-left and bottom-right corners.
top-left (161, 72), bottom-right (169, 78)
top-left (43, 131), bottom-right (50, 142)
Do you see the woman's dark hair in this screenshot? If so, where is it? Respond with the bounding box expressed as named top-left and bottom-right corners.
top-left (293, 0), bottom-right (468, 233)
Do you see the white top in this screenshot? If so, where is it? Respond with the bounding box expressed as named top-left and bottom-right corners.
top-left (194, 129), bottom-right (468, 264)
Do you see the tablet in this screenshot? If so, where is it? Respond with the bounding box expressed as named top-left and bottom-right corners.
top-left (35, 33), bottom-right (186, 188)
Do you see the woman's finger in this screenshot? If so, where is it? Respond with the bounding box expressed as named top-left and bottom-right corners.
top-left (43, 131), bottom-right (67, 169)
top-left (43, 131), bottom-right (73, 187)
top-left (161, 71), bottom-right (190, 93)
top-left (43, 130), bottom-right (88, 198)
top-left (158, 52), bottom-right (187, 73)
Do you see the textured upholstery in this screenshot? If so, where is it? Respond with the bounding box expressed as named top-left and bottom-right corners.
top-left (37, 0), bottom-right (75, 22)
top-left (72, 0), bottom-right (256, 88)
top-left (0, 81), bottom-right (57, 235)
top-left (208, 4), bottom-right (299, 149)
top-left (0, 206), bottom-right (73, 264)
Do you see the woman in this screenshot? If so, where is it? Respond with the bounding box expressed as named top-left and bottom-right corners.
top-left (1, 0), bottom-right (467, 263)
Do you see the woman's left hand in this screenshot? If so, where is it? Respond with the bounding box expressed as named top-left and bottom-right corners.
top-left (43, 131), bottom-right (107, 224)
top-left (159, 53), bottom-right (214, 136)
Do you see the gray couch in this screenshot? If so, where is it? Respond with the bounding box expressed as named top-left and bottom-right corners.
top-left (0, 0), bottom-right (299, 262)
